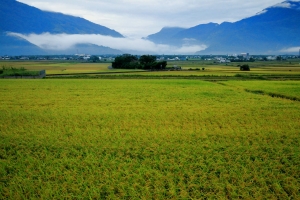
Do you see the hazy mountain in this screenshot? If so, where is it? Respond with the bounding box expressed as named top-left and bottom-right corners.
top-left (0, 0), bottom-right (123, 36)
top-left (0, 32), bottom-right (46, 55)
top-left (47, 43), bottom-right (123, 55)
top-left (0, 0), bottom-right (124, 55)
top-left (145, 1), bottom-right (300, 54)
top-left (144, 27), bottom-right (186, 44)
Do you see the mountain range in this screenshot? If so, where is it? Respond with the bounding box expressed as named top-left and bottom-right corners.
top-left (0, 0), bottom-right (123, 55)
top-left (146, 1), bottom-right (300, 54)
top-left (1, 0), bottom-right (300, 55)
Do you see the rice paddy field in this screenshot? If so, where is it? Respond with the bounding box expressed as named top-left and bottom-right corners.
top-left (0, 61), bottom-right (143, 76)
top-left (1, 77), bottom-right (300, 199)
top-left (1, 59), bottom-right (300, 77)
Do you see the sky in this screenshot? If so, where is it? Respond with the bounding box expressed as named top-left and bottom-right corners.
top-left (17, 0), bottom-right (283, 38)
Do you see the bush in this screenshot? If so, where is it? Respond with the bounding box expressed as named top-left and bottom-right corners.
top-left (239, 64), bottom-right (250, 71)
top-left (0, 66), bottom-right (39, 77)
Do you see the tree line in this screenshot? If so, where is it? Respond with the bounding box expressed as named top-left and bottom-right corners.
top-left (112, 54), bottom-right (167, 70)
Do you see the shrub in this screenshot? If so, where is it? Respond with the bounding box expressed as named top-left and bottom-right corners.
top-left (240, 64), bottom-right (250, 71)
top-left (0, 66), bottom-right (40, 77)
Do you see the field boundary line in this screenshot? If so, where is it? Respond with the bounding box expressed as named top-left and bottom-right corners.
top-left (244, 89), bottom-right (300, 102)
top-left (214, 81), bottom-right (300, 102)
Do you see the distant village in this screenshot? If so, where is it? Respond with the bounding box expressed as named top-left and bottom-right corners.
top-left (0, 53), bottom-right (299, 62)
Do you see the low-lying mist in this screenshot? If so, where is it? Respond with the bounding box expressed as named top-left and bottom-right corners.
top-left (9, 32), bottom-right (207, 54)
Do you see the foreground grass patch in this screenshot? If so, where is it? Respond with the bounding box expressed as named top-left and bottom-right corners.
top-left (0, 80), bottom-right (299, 199)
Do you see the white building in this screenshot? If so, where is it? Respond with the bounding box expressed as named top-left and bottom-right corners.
top-left (240, 53), bottom-right (250, 59)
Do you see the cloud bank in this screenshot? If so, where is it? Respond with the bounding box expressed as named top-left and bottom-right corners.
top-left (9, 32), bottom-right (207, 54)
top-left (280, 46), bottom-right (300, 53)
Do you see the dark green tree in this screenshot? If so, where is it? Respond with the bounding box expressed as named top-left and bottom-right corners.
top-left (139, 55), bottom-right (167, 70)
top-left (249, 58), bottom-right (255, 62)
top-left (239, 64), bottom-right (250, 71)
top-left (139, 55), bottom-right (156, 69)
top-left (112, 54), bottom-right (139, 69)
top-left (276, 56), bottom-right (282, 61)
top-left (112, 54), bottom-right (167, 70)
top-left (89, 55), bottom-right (100, 63)
top-left (153, 61), bottom-right (167, 70)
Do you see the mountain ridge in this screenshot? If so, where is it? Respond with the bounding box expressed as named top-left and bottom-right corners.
top-left (145, 0), bottom-right (300, 54)
top-left (0, 0), bottom-right (124, 55)
top-left (0, 0), bottom-right (123, 36)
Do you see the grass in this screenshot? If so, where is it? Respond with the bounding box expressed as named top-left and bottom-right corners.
top-left (0, 79), bottom-right (299, 199)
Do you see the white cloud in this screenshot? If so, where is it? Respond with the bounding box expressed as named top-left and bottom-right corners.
top-left (268, 0), bottom-right (300, 9)
top-left (271, 2), bottom-right (291, 8)
top-left (280, 46), bottom-right (300, 53)
top-left (8, 32), bottom-right (207, 54)
top-left (255, 10), bottom-right (268, 16)
top-left (17, 0), bottom-right (282, 38)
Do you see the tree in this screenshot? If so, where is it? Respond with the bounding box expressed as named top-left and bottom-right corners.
top-left (89, 55), bottom-right (100, 63)
top-left (276, 56), bottom-right (282, 61)
top-left (239, 64), bottom-right (250, 71)
top-left (112, 54), bottom-right (167, 70)
top-left (157, 61), bottom-right (167, 70)
top-left (148, 61), bottom-right (167, 70)
top-left (139, 55), bottom-right (156, 69)
top-left (112, 54), bottom-right (139, 69)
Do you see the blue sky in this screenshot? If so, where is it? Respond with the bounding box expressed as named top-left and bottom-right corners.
top-left (17, 0), bottom-right (284, 38)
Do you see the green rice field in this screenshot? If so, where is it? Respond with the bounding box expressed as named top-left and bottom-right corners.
top-left (1, 78), bottom-right (299, 199)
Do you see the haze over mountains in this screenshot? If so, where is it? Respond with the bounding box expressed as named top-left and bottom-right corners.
top-left (1, 0), bottom-right (300, 55)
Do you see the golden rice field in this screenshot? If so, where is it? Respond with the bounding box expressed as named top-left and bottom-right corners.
top-left (0, 61), bottom-right (131, 75)
top-left (0, 79), bottom-right (299, 199)
top-left (225, 81), bottom-right (300, 100)
top-left (1, 60), bottom-right (300, 77)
